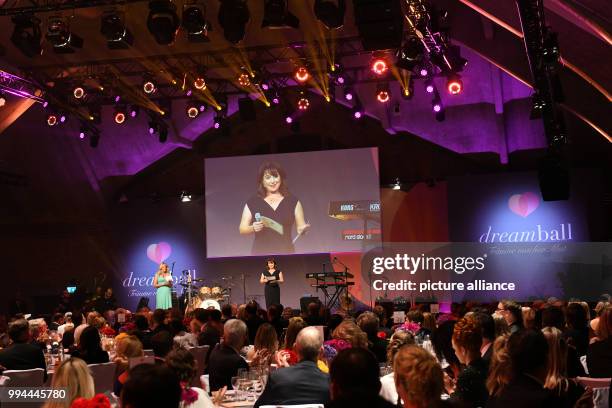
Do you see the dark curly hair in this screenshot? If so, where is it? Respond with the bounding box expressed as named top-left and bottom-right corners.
top-left (165, 348), bottom-right (196, 383)
top-left (452, 315), bottom-right (483, 358)
top-left (256, 162), bottom-right (289, 197)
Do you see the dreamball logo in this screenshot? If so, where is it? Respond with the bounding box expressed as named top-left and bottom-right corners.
top-left (479, 192), bottom-right (573, 243)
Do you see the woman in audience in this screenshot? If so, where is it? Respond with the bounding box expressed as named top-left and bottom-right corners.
top-left (330, 320), bottom-right (368, 349)
top-left (448, 316), bottom-right (488, 407)
top-left (113, 333), bottom-right (144, 395)
top-left (70, 326), bottom-right (110, 364)
top-left (492, 314), bottom-right (509, 338)
top-left (432, 319), bottom-right (461, 380)
top-left (563, 302), bottom-right (589, 356)
top-left (247, 322), bottom-right (278, 365)
top-left (393, 345), bottom-right (451, 408)
top-left (121, 364), bottom-right (182, 408)
top-left (379, 330), bottom-right (415, 405)
top-left (541, 327), bottom-right (586, 407)
top-left (357, 311), bottom-right (388, 363)
top-left (422, 312), bottom-right (437, 335)
top-left (522, 306), bottom-right (537, 330)
top-left (497, 300), bottom-right (523, 334)
top-left (42, 357), bottom-right (94, 408)
top-left (280, 317), bottom-right (307, 365)
top-left (586, 305), bottom-right (612, 377)
top-left (165, 348), bottom-right (215, 408)
top-left (589, 301), bottom-right (609, 338)
top-left (486, 334), bottom-right (511, 397)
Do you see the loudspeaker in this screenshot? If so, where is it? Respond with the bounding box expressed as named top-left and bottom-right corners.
top-left (538, 154), bottom-right (569, 201)
top-left (353, 0), bottom-right (403, 51)
top-left (238, 97), bottom-right (256, 121)
top-left (300, 296), bottom-right (320, 313)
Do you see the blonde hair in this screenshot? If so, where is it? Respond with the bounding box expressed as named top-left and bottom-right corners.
top-left (158, 262), bottom-right (169, 274)
top-left (284, 317), bottom-right (307, 349)
top-left (42, 358), bottom-right (94, 408)
top-left (541, 327), bottom-right (569, 393)
top-left (486, 334), bottom-right (512, 396)
top-left (394, 345), bottom-right (444, 408)
top-left (595, 306), bottom-right (612, 340)
top-left (332, 320), bottom-right (368, 349)
top-left (115, 334), bottom-right (144, 371)
top-left (386, 330), bottom-right (415, 364)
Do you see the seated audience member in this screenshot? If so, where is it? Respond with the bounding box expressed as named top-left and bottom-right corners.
top-left (61, 328), bottom-right (75, 351)
top-left (42, 357), bottom-right (94, 408)
top-left (586, 305), bottom-right (612, 377)
top-left (406, 310), bottom-right (428, 338)
top-left (522, 306), bottom-right (537, 329)
top-left (255, 326), bottom-right (330, 408)
top-left (448, 316), bottom-right (489, 408)
top-left (422, 312), bottom-right (438, 335)
top-left (71, 326), bottom-right (110, 364)
top-left (28, 318), bottom-right (48, 349)
top-left (497, 300), bottom-right (524, 334)
top-left (113, 334), bottom-right (144, 395)
top-left (151, 309), bottom-right (170, 334)
top-left (541, 305), bottom-right (585, 377)
top-left (198, 309), bottom-right (223, 349)
top-left (357, 311), bottom-right (388, 363)
top-left (486, 329), bottom-right (564, 407)
top-left (151, 330), bottom-right (173, 362)
top-left (328, 348), bottom-right (395, 408)
top-left (472, 312), bottom-right (495, 365)
top-left (394, 345), bottom-right (450, 408)
top-left (49, 313), bottom-right (64, 331)
top-left (246, 323), bottom-right (279, 365)
top-left (304, 302), bottom-right (325, 326)
top-left (379, 330), bottom-right (415, 405)
top-left (492, 313), bottom-right (509, 337)
top-left (280, 317), bottom-right (307, 365)
top-left (563, 302), bottom-right (589, 356)
top-left (541, 327), bottom-right (587, 408)
top-left (120, 364), bottom-right (182, 408)
top-left (432, 319), bottom-right (461, 379)
top-left (208, 319), bottom-right (249, 391)
top-left (330, 320), bottom-right (368, 349)
top-left (589, 301), bottom-right (609, 337)
top-left (267, 304), bottom-right (288, 338)
top-left (57, 313), bottom-right (74, 336)
top-left (373, 305), bottom-right (392, 338)
top-left (165, 348), bottom-right (215, 408)
top-left (0, 319), bottom-right (47, 378)
top-left (221, 303), bottom-right (234, 323)
top-left (243, 301), bottom-right (264, 345)
top-left (172, 319), bottom-right (197, 348)
top-left (281, 306), bottom-right (294, 321)
top-left (131, 314), bottom-right (153, 349)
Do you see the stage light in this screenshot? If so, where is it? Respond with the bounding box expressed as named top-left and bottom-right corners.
top-left (329, 63), bottom-right (345, 85)
top-left (11, 14), bottom-right (43, 58)
top-left (425, 79), bottom-right (434, 93)
top-left (376, 83), bottom-right (390, 103)
top-left (194, 76), bottom-right (206, 90)
top-left (314, 0), bottom-right (346, 29)
top-left (73, 86), bottom-right (86, 99)
top-left (180, 191), bottom-right (192, 202)
top-left (343, 88), bottom-right (353, 101)
top-left (213, 120), bottom-right (221, 129)
top-left (147, 0), bottom-right (180, 45)
top-left (262, 0), bottom-right (300, 29)
top-left (143, 76), bottom-right (156, 94)
top-left (371, 58), bottom-right (388, 75)
top-left (186, 100), bottom-right (200, 118)
top-left (352, 99), bottom-right (363, 119)
top-left (432, 102), bottom-right (441, 112)
top-left (447, 74), bottom-right (463, 95)
top-left (297, 97), bottom-right (310, 110)
top-left (46, 114), bottom-right (58, 127)
top-left (78, 124), bottom-right (88, 139)
top-left (129, 105), bottom-right (140, 118)
top-left (419, 67), bottom-right (429, 77)
top-left (238, 72), bottom-right (251, 87)
top-left (530, 93), bottom-right (545, 119)
top-left (396, 35), bottom-right (423, 71)
top-left (392, 178), bottom-right (401, 190)
top-left (285, 116), bottom-right (293, 124)
top-left (59, 115), bottom-right (66, 123)
top-left (46, 16), bottom-right (83, 53)
top-left (294, 66), bottom-right (310, 83)
top-left (101, 12), bottom-right (133, 49)
top-left (42, 101), bottom-right (49, 108)
top-left (353, 111), bottom-right (362, 119)
top-left (114, 106), bottom-right (127, 124)
top-left (218, 0), bottom-right (250, 44)
top-left (182, 2), bottom-right (211, 42)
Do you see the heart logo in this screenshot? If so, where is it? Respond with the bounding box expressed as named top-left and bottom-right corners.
top-left (508, 192), bottom-right (540, 218)
top-left (146, 242), bottom-right (172, 264)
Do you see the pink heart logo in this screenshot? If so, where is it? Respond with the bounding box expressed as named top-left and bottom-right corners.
top-left (508, 192), bottom-right (540, 218)
top-left (146, 242), bottom-right (172, 264)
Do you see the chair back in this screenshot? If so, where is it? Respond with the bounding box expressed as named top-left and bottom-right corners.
top-left (143, 349), bottom-right (155, 357)
top-left (577, 377), bottom-right (611, 408)
top-left (0, 376), bottom-right (10, 386)
top-left (128, 355), bottom-right (155, 368)
top-left (89, 361), bottom-right (117, 394)
top-left (3, 368), bottom-right (45, 387)
top-left (188, 345), bottom-right (209, 387)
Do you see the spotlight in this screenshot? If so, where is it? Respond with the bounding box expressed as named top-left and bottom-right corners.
top-left (376, 83), bottom-right (390, 103)
top-left (294, 66), bottom-right (310, 83)
top-left (147, 0), bottom-right (180, 45)
top-left (60, 114), bottom-right (66, 123)
top-left (446, 74), bottom-right (463, 95)
top-left (343, 88), bottom-right (353, 101)
top-left (218, 0), bottom-right (250, 44)
top-left (425, 79), bottom-right (434, 93)
top-left (297, 97), bottom-right (310, 110)
top-left (46, 16), bottom-right (84, 53)
top-left (237, 72), bottom-right (251, 87)
top-left (262, 0), bottom-right (300, 29)
top-left (73, 86), bottom-right (86, 99)
top-left (419, 67), bottom-right (429, 77)
top-left (101, 12), bottom-right (133, 49)
top-left (314, 0), bottom-right (346, 29)
top-left (285, 116), bottom-right (293, 124)
top-left (46, 113), bottom-right (58, 126)
top-left (329, 63), bottom-right (345, 85)
top-left (186, 100), bottom-right (200, 118)
top-left (396, 35), bottom-right (423, 71)
top-left (114, 106), bottom-right (127, 124)
top-left (351, 99), bottom-right (363, 119)
top-left (193, 76), bottom-right (206, 90)
top-left (180, 191), bottom-right (192, 202)
top-left (432, 101), bottom-right (442, 112)
top-left (392, 178), bottom-right (401, 190)
top-left (11, 14), bottom-right (42, 58)
top-left (402, 78), bottom-right (414, 100)
top-left (371, 58), bottom-right (388, 75)
top-left (182, 2), bottom-right (211, 42)
top-left (129, 105), bottom-right (140, 118)
top-left (143, 75), bottom-right (157, 94)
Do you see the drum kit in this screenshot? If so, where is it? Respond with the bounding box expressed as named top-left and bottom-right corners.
top-left (179, 271), bottom-right (234, 313)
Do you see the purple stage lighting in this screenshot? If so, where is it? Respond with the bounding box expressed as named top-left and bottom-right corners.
top-left (262, 83), bottom-right (270, 91)
top-left (79, 132), bottom-right (85, 139)
top-left (213, 121), bottom-right (220, 129)
top-left (285, 116), bottom-right (293, 124)
top-left (433, 103), bottom-right (441, 112)
top-left (354, 111), bottom-right (362, 119)
top-left (420, 68), bottom-right (428, 77)
top-left (337, 76), bottom-right (345, 84)
top-left (42, 101), bottom-right (49, 108)
top-left (114, 95), bottom-right (121, 103)
top-left (345, 92), bottom-right (353, 101)
top-left (272, 97), bottom-right (280, 104)
top-left (148, 127), bottom-right (155, 135)
top-left (426, 84), bottom-right (434, 93)
top-left (60, 115), bottom-right (66, 123)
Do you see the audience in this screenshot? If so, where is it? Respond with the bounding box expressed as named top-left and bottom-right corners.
top-left (121, 364), bottom-right (182, 408)
top-left (208, 319), bottom-right (249, 391)
top-left (472, 312), bottom-right (495, 365)
top-left (255, 326), bottom-right (330, 407)
top-left (357, 311), bottom-right (388, 363)
top-left (150, 330), bottom-right (173, 362)
top-left (244, 301), bottom-right (264, 345)
top-left (42, 357), bottom-right (94, 408)
top-left (0, 319), bottom-right (47, 378)
top-left (280, 316), bottom-right (307, 365)
top-left (246, 322), bottom-right (278, 365)
top-left (70, 326), bottom-right (110, 364)
top-left (330, 320), bottom-right (368, 349)
top-left (564, 302), bottom-right (589, 356)
top-left (586, 305), bottom-right (612, 377)
top-left (165, 348), bottom-right (215, 408)
top-left (379, 330), bottom-right (415, 405)
top-left (497, 300), bottom-right (524, 334)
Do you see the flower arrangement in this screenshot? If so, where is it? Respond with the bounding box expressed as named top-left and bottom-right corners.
top-left (70, 393), bottom-right (111, 408)
top-left (324, 338), bottom-right (351, 353)
top-left (396, 321), bottom-right (421, 335)
top-left (100, 326), bottom-right (116, 337)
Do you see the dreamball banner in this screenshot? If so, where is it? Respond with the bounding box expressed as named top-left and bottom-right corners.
top-left (361, 243), bottom-right (612, 302)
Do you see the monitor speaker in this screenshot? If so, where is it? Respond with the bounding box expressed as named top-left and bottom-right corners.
top-left (300, 296), bottom-right (321, 313)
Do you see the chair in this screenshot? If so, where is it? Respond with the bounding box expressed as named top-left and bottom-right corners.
top-left (128, 355), bottom-right (155, 368)
top-left (2, 369), bottom-right (45, 408)
top-left (143, 349), bottom-right (155, 357)
top-left (89, 361), bottom-right (117, 394)
top-left (260, 405), bottom-right (324, 408)
top-left (0, 376), bottom-right (10, 386)
top-left (188, 345), bottom-right (209, 387)
top-left (577, 377), bottom-right (611, 408)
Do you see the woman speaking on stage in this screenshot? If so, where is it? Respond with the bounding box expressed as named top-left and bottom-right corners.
top-left (260, 259), bottom-right (284, 309)
top-left (239, 161), bottom-right (310, 255)
top-left (153, 262), bottom-right (173, 310)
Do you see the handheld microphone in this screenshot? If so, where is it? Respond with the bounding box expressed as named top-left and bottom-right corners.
top-left (255, 212), bottom-right (261, 222)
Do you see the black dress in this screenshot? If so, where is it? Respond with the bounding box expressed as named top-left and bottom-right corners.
top-left (263, 269), bottom-right (281, 309)
top-left (246, 194), bottom-right (299, 255)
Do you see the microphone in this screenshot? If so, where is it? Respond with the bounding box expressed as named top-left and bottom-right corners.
top-left (254, 212), bottom-right (261, 222)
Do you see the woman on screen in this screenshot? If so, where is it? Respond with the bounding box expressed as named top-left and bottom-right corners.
top-left (239, 161), bottom-right (310, 255)
top-left (260, 259), bottom-right (284, 308)
top-left (153, 262), bottom-right (173, 310)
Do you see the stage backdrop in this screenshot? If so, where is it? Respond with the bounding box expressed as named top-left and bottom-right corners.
top-left (205, 148), bottom-right (381, 258)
